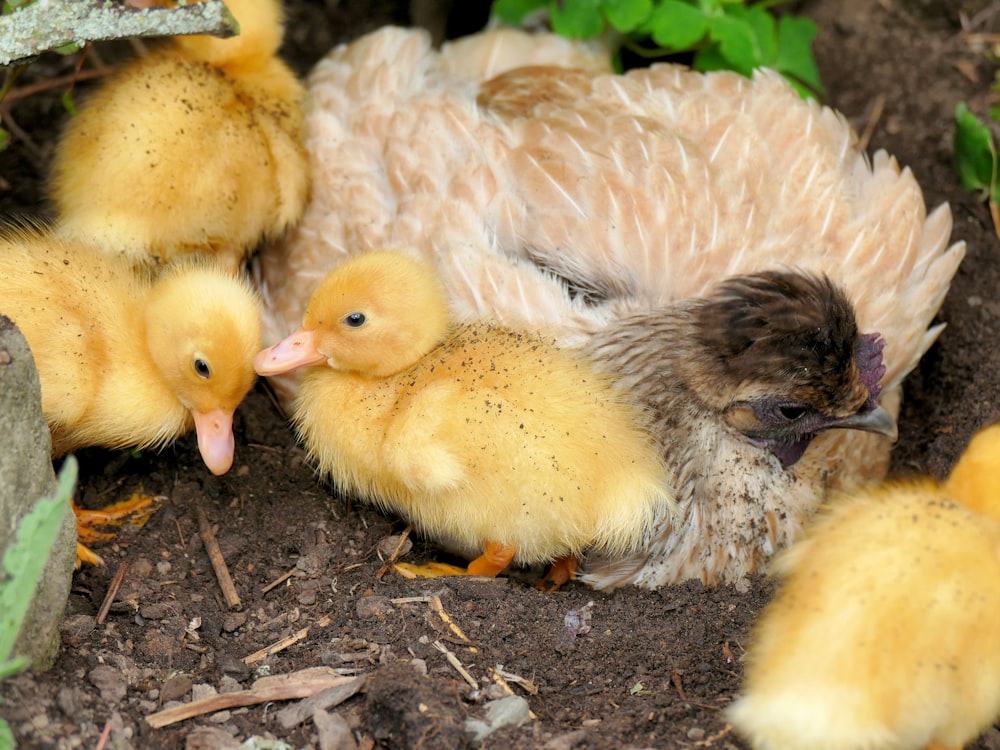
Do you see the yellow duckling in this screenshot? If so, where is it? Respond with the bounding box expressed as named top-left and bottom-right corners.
top-left (726, 423), bottom-right (1000, 750)
top-left (49, 0), bottom-right (308, 270)
top-left (0, 227), bottom-right (261, 475)
top-left (254, 250), bottom-right (672, 587)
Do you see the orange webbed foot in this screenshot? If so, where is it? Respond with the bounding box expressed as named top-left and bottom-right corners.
top-left (535, 555), bottom-right (578, 591)
top-left (465, 541), bottom-right (516, 577)
top-left (393, 541), bottom-right (518, 580)
top-left (393, 561), bottom-right (469, 579)
top-left (73, 492), bottom-right (163, 566)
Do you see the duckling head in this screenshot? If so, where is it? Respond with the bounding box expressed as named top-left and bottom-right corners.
top-left (255, 250), bottom-right (450, 379)
top-left (944, 423), bottom-right (1000, 517)
top-left (144, 265), bottom-right (262, 475)
top-left (692, 270), bottom-right (897, 466)
top-left (174, 0), bottom-right (286, 75)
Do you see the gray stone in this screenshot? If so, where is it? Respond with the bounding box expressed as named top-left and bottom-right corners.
top-left (0, 316), bottom-right (76, 669)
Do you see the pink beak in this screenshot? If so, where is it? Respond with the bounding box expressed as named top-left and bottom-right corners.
top-left (192, 407), bottom-right (235, 475)
top-left (254, 328), bottom-right (325, 376)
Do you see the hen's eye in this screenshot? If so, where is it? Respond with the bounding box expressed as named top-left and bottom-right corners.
top-left (194, 358), bottom-right (211, 379)
top-left (779, 405), bottom-right (806, 421)
top-left (344, 312), bottom-right (366, 328)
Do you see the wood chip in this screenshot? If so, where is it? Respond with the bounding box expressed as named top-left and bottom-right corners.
top-left (261, 567), bottom-right (299, 595)
top-left (242, 614), bottom-right (333, 666)
top-left (195, 506), bottom-right (241, 610)
top-left (433, 640), bottom-right (478, 689)
top-left (275, 674), bottom-right (367, 729)
top-left (376, 526), bottom-right (412, 579)
top-left (146, 667), bottom-right (355, 729)
top-left (857, 93), bottom-right (885, 154)
top-left (430, 594), bottom-right (477, 653)
top-left (95, 562), bottom-right (128, 626)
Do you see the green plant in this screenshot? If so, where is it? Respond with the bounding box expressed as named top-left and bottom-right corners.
top-left (954, 101), bottom-right (1000, 237)
top-left (491, 0), bottom-right (822, 97)
top-left (0, 456), bottom-right (77, 743)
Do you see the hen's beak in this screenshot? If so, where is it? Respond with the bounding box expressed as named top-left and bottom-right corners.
top-left (827, 404), bottom-right (898, 442)
top-left (254, 328), bottom-right (324, 376)
top-left (192, 407), bottom-right (235, 475)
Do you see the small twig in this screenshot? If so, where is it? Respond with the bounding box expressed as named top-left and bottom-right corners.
top-left (376, 526), bottom-right (412, 580)
top-left (691, 724), bottom-right (733, 747)
top-left (3, 66), bottom-right (113, 107)
top-left (492, 665), bottom-right (539, 697)
top-left (195, 507), bottom-right (241, 610)
top-left (488, 667), bottom-right (538, 719)
top-left (172, 517), bottom-right (185, 548)
top-left (429, 594), bottom-right (477, 652)
top-left (146, 667), bottom-right (355, 729)
top-left (95, 562), bottom-right (129, 626)
top-left (857, 94), bottom-right (885, 154)
top-left (93, 718), bottom-right (112, 750)
top-left (261, 567), bottom-right (299, 594)
top-left (243, 615), bottom-right (333, 666)
top-left (433, 640), bottom-right (478, 690)
top-left (671, 668), bottom-right (688, 702)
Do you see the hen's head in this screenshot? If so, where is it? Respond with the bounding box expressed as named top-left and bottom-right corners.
top-left (693, 270), bottom-right (895, 466)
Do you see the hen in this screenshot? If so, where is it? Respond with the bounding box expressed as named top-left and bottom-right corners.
top-left (49, 0), bottom-right (308, 270)
top-left (255, 26), bottom-right (964, 586)
top-left (726, 423), bottom-right (1000, 750)
top-left (255, 250), bottom-right (672, 588)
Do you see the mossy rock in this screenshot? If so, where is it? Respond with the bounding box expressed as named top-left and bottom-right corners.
top-left (0, 315), bottom-right (76, 670)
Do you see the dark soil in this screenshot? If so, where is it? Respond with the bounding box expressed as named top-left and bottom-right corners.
top-left (2, 1), bottom-right (1000, 748)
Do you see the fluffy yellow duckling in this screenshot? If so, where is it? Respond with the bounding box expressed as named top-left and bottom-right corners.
top-left (726, 423), bottom-right (1000, 750)
top-left (254, 250), bottom-right (672, 587)
top-left (0, 228), bottom-right (261, 474)
top-left (49, 0), bottom-right (308, 270)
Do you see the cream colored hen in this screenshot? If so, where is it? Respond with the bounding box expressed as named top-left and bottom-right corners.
top-left (256, 26), bottom-right (965, 587)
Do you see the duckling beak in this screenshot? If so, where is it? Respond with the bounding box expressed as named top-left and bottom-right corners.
top-left (192, 407), bottom-right (235, 475)
top-left (254, 328), bottom-right (325, 376)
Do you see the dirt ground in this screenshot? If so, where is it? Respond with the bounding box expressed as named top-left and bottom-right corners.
top-left (2, 0), bottom-right (1000, 748)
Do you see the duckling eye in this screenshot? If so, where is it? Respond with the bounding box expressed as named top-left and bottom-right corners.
top-left (344, 312), bottom-right (367, 328)
top-left (193, 357), bottom-right (212, 379)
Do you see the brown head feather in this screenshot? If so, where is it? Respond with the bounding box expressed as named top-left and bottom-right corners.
top-left (693, 271), bottom-right (870, 416)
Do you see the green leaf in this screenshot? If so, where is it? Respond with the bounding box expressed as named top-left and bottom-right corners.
top-left (644, 0), bottom-right (710, 51)
top-left (773, 15), bottom-right (822, 93)
top-left (727, 4), bottom-right (778, 64)
top-left (601, 0), bottom-right (653, 33)
top-left (53, 42), bottom-right (80, 56)
top-left (0, 127), bottom-right (9, 152)
top-left (61, 90), bottom-right (76, 116)
top-left (705, 14), bottom-right (756, 76)
top-left (491, 0), bottom-right (548, 24)
top-left (549, 0), bottom-right (605, 38)
top-left (0, 656), bottom-right (27, 681)
top-left (0, 456), bottom-right (76, 665)
top-left (692, 44), bottom-right (728, 73)
top-left (990, 104), bottom-right (1000, 123)
top-left (954, 101), bottom-right (997, 198)
top-left (0, 716), bottom-right (14, 750)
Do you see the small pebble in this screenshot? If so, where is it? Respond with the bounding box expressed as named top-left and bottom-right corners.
top-left (139, 602), bottom-right (175, 620)
top-left (686, 727), bottom-right (705, 741)
top-left (222, 611), bottom-right (248, 633)
top-left (192, 683), bottom-right (218, 701)
top-left (88, 665), bottom-right (127, 703)
top-left (355, 595), bottom-right (394, 619)
top-left (161, 674), bottom-right (194, 703)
